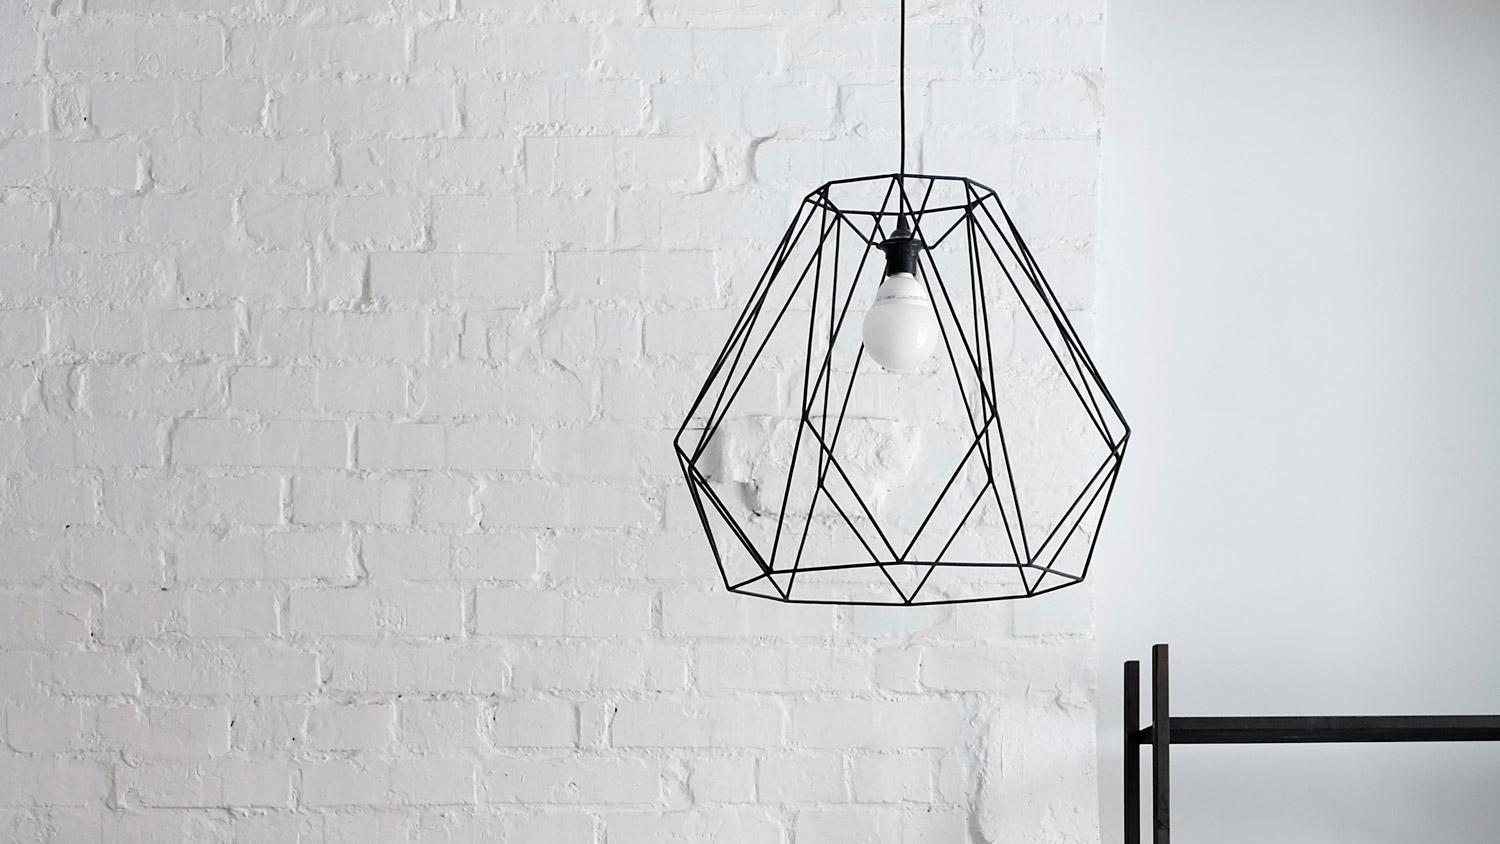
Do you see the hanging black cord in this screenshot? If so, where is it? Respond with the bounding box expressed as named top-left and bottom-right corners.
top-left (898, 0), bottom-right (907, 178)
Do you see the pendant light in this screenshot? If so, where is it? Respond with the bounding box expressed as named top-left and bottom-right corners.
top-left (672, 0), bottom-right (1131, 605)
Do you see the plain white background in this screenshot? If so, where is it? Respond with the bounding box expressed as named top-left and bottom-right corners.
top-left (1095, 0), bottom-right (1500, 841)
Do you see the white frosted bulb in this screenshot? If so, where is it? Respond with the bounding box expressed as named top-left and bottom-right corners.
top-left (862, 271), bottom-right (939, 371)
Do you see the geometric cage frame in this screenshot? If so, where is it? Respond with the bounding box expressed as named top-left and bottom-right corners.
top-left (674, 173), bottom-right (1130, 605)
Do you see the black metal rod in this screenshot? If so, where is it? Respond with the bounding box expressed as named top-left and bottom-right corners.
top-left (1151, 644), bottom-right (1170, 844)
top-left (1125, 659), bottom-right (1141, 844)
top-left (1129, 716), bottom-right (1500, 746)
top-left (1161, 715), bottom-right (1500, 745)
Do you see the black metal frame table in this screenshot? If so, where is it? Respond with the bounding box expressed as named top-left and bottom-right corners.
top-left (1124, 643), bottom-right (1500, 843)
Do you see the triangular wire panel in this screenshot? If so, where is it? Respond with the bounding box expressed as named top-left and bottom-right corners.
top-left (972, 194), bottom-right (1124, 450)
top-left (1037, 439), bottom-right (1125, 594)
top-left (803, 223), bottom-right (1007, 574)
top-left (766, 569), bottom-right (796, 598)
top-left (1030, 458), bottom-right (1120, 584)
top-left (764, 382), bottom-right (820, 574)
top-left (1028, 565), bottom-right (1085, 596)
top-left (1027, 451), bottom-right (1118, 569)
top-left (882, 562), bottom-right (932, 602)
top-left (1026, 460), bottom-right (1113, 596)
top-left (805, 424), bottom-right (899, 562)
top-left (917, 247), bottom-right (990, 440)
top-left (931, 523), bottom-right (1019, 571)
top-left (686, 220), bottom-right (838, 582)
top-left (816, 200), bottom-right (882, 251)
top-left (913, 208), bottom-right (968, 251)
top-left (777, 560), bottom-right (909, 605)
top-left (955, 189), bottom-right (1033, 568)
top-left (777, 431), bottom-right (866, 590)
top-left (777, 450), bottom-right (829, 579)
top-left (966, 198), bottom-right (1114, 572)
top-left (882, 206), bottom-right (1009, 568)
top-left (820, 177), bottom-right (898, 229)
top-left (899, 424), bottom-right (996, 564)
top-left (762, 198), bottom-right (865, 577)
top-left (787, 484), bottom-right (890, 590)
top-left (801, 200), bottom-right (891, 420)
top-left (678, 201), bottom-right (812, 450)
top-left (1073, 443), bottom-right (1125, 584)
top-left (800, 195), bottom-right (911, 569)
top-left (784, 455), bottom-right (928, 604)
top-left (730, 574), bottom-right (788, 601)
top-left (978, 413), bottom-right (1030, 570)
top-left (987, 195), bottom-right (1129, 448)
top-left (694, 211), bottom-right (835, 460)
top-left (690, 474), bottom-right (781, 597)
top-left (681, 455), bottom-right (734, 591)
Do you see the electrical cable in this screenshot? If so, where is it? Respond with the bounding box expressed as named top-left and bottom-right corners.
top-left (899, 0), bottom-right (907, 177)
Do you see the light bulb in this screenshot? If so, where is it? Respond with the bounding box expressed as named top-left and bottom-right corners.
top-left (862, 271), bottom-right (939, 371)
top-left (863, 215), bottom-right (937, 371)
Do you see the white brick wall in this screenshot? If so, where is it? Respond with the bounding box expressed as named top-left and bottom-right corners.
top-left (0, 0), bottom-right (1105, 839)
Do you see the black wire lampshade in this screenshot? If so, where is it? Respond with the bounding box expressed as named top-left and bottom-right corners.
top-left (673, 174), bottom-right (1129, 605)
top-left (671, 0), bottom-right (1129, 606)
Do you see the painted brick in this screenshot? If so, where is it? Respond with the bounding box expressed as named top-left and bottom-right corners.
top-left (339, 138), bottom-right (519, 193)
top-left (123, 760), bottom-right (292, 809)
top-left (369, 252), bottom-right (544, 305)
top-left (324, 644), bottom-right (507, 695)
top-left (5, 703), bottom-right (93, 753)
top-left (360, 532), bottom-right (537, 582)
top-left (613, 700), bottom-right (784, 749)
top-left (173, 532), bottom-right (353, 581)
top-left (660, 591), bottom-right (837, 638)
top-left (104, 474), bottom-right (281, 529)
top-left (275, 81), bottom-right (455, 137)
top-left (485, 757), bottom-right (664, 805)
top-left (7, 476), bottom-right (99, 526)
top-left (479, 480), bottom-right (655, 530)
top-left (97, 706), bottom-right (231, 761)
top-left (789, 700), bottom-right (965, 750)
top-left (308, 704), bottom-right (395, 751)
top-left (689, 755), bottom-right (757, 803)
top-left (250, 310), bottom-right (426, 362)
top-left (292, 473), bottom-right (415, 526)
top-left (250, 25), bottom-right (408, 77)
top-left (489, 701), bottom-right (577, 748)
top-left (566, 590), bottom-right (653, 637)
top-left (48, 23), bottom-right (224, 77)
top-left (359, 421), bottom-right (533, 474)
top-left (475, 588), bottom-right (565, 636)
top-left (229, 366), bottom-right (409, 415)
top-left (400, 699), bottom-right (482, 749)
top-left (141, 647), bottom-right (238, 696)
top-left (98, 590), bottom-right (185, 640)
top-left (605, 810), bottom-right (781, 843)
top-left (757, 753), bottom-right (848, 803)
top-left (0, 1), bottom-right (1106, 838)
top-left (173, 419), bottom-right (349, 468)
top-left (0, 759), bottom-right (111, 806)
top-left (852, 753), bottom-right (935, 803)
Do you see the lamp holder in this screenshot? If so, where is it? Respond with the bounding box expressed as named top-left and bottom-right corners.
top-left (879, 215), bottom-right (923, 277)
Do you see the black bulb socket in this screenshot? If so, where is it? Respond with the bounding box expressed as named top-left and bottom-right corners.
top-left (878, 216), bottom-right (923, 277)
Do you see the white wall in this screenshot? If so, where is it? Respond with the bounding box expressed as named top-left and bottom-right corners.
top-left (1096, 0), bottom-right (1500, 841)
top-left (0, 0), bottom-right (1113, 840)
